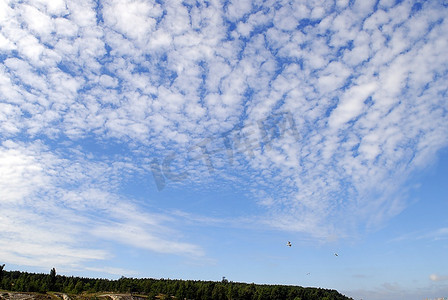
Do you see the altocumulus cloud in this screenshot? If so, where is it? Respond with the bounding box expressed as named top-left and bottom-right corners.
top-left (0, 0), bottom-right (447, 272)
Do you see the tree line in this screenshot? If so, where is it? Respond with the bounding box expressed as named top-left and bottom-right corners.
top-left (0, 266), bottom-right (352, 300)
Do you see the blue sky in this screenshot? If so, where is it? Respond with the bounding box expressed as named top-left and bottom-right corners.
top-left (0, 0), bottom-right (447, 299)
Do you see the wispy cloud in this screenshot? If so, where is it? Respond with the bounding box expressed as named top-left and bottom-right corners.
top-left (391, 227), bottom-right (448, 243)
top-left (85, 266), bottom-right (138, 277)
top-left (0, 139), bottom-right (204, 272)
top-left (345, 280), bottom-right (448, 300)
top-left (430, 274), bottom-right (448, 282)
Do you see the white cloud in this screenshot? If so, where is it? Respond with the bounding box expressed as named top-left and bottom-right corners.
top-left (274, 7), bottom-right (297, 31)
top-left (92, 223), bottom-right (204, 257)
top-left (0, 140), bottom-right (205, 272)
top-left (31, 0), bottom-right (68, 16)
top-left (99, 74), bottom-right (118, 88)
top-left (21, 4), bottom-right (54, 38)
top-left (0, 32), bottom-right (15, 51)
top-left (430, 274), bottom-right (448, 282)
top-left (329, 81), bottom-right (378, 130)
top-left (0, 0), bottom-right (14, 24)
top-left (54, 17), bottom-right (79, 37)
top-left (85, 267), bottom-right (138, 277)
top-left (352, 0), bottom-right (376, 17)
top-left (317, 61), bottom-right (351, 93)
top-left (66, 0), bottom-right (97, 27)
top-left (0, 103), bottom-right (21, 135)
top-left (226, 0), bottom-right (252, 21)
top-left (102, 0), bottom-right (159, 41)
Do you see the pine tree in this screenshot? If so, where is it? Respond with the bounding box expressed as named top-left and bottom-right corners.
top-left (49, 268), bottom-right (57, 291)
top-left (0, 264), bottom-right (4, 282)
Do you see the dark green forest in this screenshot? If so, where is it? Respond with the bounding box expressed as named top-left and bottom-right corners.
top-left (0, 266), bottom-right (352, 300)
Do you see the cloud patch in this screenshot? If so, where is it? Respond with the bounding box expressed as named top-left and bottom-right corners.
top-left (0, 140), bottom-right (204, 272)
top-left (430, 274), bottom-right (448, 282)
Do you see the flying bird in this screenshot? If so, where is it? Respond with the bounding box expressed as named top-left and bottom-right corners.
top-left (334, 253), bottom-right (338, 256)
top-left (286, 241), bottom-right (292, 247)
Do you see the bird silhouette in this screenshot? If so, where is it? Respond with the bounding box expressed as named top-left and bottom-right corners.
top-left (286, 241), bottom-right (292, 247)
